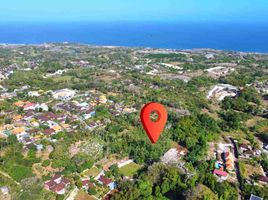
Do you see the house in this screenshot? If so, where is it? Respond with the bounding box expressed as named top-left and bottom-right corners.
top-left (82, 179), bottom-right (89, 190)
top-left (213, 169), bottom-right (228, 180)
top-left (258, 176), bottom-right (268, 184)
top-left (12, 127), bottom-right (25, 135)
top-left (239, 144), bottom-right (261, 157)
top-left (240, 144), bottom-right (251, 153)
top-left (52, 89), bottom-right (76, 100)
top-left (223, 151), bottom-right (234, 171)
top-left (14, 100), bottom-right (27, 107)
top-left (88, 122), bottom-right (98, 130)
top-left (263, 143), bottom-right (268, 151)
top-left (99, 95), bottom-right (107, 104)
top-left (82, 179), bottom-right (95, 190)
top-left (43, 128), bottom-right (55, 136)
top-left (52, 183), bottom-right (66, 194)
top-left (31, 120), bottom-right (40, 127)
top-left (36, 103), bottom-right (49, 111)
top-left (22, 137), bottom-right (34, 145)
top-left (37, 112), bottom-right (58, 122)
top-left (205, 66), bottom-right (235, 77)
top-left (253, 148), bottom-right (261, 156)
top-left (36, 144), bottom-right (44, 151)
top-left (23, 102), bottom-right (38, 111)
top-left (44, 175), bottom-right (70, 195)
top-left (52, 125), bottom-right (62, 133)
top-left (28, 91), bottom-right (40, 97)
top-left (205, 53), bottom-right (215, 59)
top-left (83, 109), bottom-right (96, 120)
top-left (123, 107), bottom-right (137, 114)
top-left (207, 84), bottom-right (238, 101)
top-left (98, 175), bottom-right (115, 190)
top-left (243, 149), bottom-right (254, 158)
top-left (161, 145), bottom-right (188, 164)
top-left (16, 132), bottom-right (29, 141)
top-left (60, 123), bottom-right (71, 131)
top-left (13, 115), bottom-right (22, 121)
top-left (27, 128), bottom-right (40, 135)
top-left (46, 120), bottom-right (58, 128)
top-left (23, 111), bottom-right (35, 121)
top-left (250, 194), bottom-right (263, 200)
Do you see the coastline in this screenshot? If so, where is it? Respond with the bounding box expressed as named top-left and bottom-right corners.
top-left (0, 42), bottom-right (268, 55)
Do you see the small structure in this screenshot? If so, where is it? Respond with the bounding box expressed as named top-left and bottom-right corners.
top-left (52, 89), bottom-right (76, 100)
top-left (98, 175), bottom-right (115, 190)
top-left (240, 144), bottom-right (260, 158)
top-left (23, 102), bottom-right (38, 111)
top-left (82, 179), bottom-right (95, 190)
top-left (223, 151), bottom-right (234, 171)
top-left (258, 176), bottom-right (268, 184)
top-left (207, 84), bottom-right (238, 101)
top-left (28, 91), bottom-right (40, 97)
top-left (205, 66), bottom-right (235, 78)
top-left (213, 169), bottom-right (228, 180)
top-left (161, 145), bottom-right (188, 164)
top-left (44, 174), bottom-right (70, 195)
top-left (205, 53), bottom-right (215, 59)
top-left (250, 194), bottom-right (263, 200)
top-left (240, 144), bottom-right (251, 152)
top-left (43, 128), bottom-right (55, 136)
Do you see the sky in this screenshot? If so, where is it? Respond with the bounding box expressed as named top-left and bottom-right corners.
top-left (0, 0), bottom-right (268, 23)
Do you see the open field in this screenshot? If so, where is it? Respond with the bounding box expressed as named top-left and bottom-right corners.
top-left (75, 190), bottom-right (95, 200)
top-left (240, 161), bottom-right (264, 179)
top-left (82, 166), bottom-right (101, 178)
top-left (119, 162), bottom-right (142, 177)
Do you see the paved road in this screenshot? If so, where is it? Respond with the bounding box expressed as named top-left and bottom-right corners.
top-left (229, 137), bottom-right (242, 200)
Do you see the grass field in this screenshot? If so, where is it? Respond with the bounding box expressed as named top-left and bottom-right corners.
top-left (119, 162), bottom-right (142, 177)
top-left (82, 166), bottom-right (101, 178)
top-left (53, 75), bottom-right (73, 82)
top-left (75, 190), bottom-right (95, 200)
top-left (240, 161), bottom-right (264, 179)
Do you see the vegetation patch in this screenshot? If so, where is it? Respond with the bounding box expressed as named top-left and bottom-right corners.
top-left (119, 162), bottom-right (142, 177)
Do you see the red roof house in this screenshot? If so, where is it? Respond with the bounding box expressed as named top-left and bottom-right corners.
top-left (213, 169), bottom-right (228, 180)
top-left (98, 175), bottom-right (112, 186)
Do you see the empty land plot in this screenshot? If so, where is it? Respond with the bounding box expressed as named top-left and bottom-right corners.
top-left (119, 162), bottom-right (142, 177)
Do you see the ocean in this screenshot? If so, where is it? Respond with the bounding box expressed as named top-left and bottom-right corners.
top-left (0, 22), bottom-right (268, 53)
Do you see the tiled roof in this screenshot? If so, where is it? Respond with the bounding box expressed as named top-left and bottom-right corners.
top-left (98, 175), bottom-right (112, 185)
top-left (43, 128), bottom-right (55, 135)
top-left (213, 169), bottom-right (228, 177)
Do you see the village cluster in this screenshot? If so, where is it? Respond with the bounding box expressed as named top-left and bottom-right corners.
top-left (0, 85), bottom-right (138, 198)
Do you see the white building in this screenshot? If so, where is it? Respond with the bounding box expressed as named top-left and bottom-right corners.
top-left (52, 89), bottom-right (76, 100)
top-left (205, 66), bottom-right (235, 77)
top-left (28, 91), bottom-right (40, 97)
top-left (207, 84), bottom-right (238, 101)
top-left (205, 53), bottom-right (215, 59)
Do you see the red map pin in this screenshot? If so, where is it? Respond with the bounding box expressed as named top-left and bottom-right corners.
top-left (140, 102), bottom-right (168, 144)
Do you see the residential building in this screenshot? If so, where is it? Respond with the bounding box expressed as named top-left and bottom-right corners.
top-left (250, 194), bottom-right (263, 200)
top-left (213, 169), bottom-right (228, 180)
top-left (52, 89), bottom-right (76, 100)
top-left (44, 175), bottom-right (70, 195)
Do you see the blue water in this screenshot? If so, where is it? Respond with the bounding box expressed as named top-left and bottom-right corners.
top-left (0, 22), bottom-right (268, 53)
